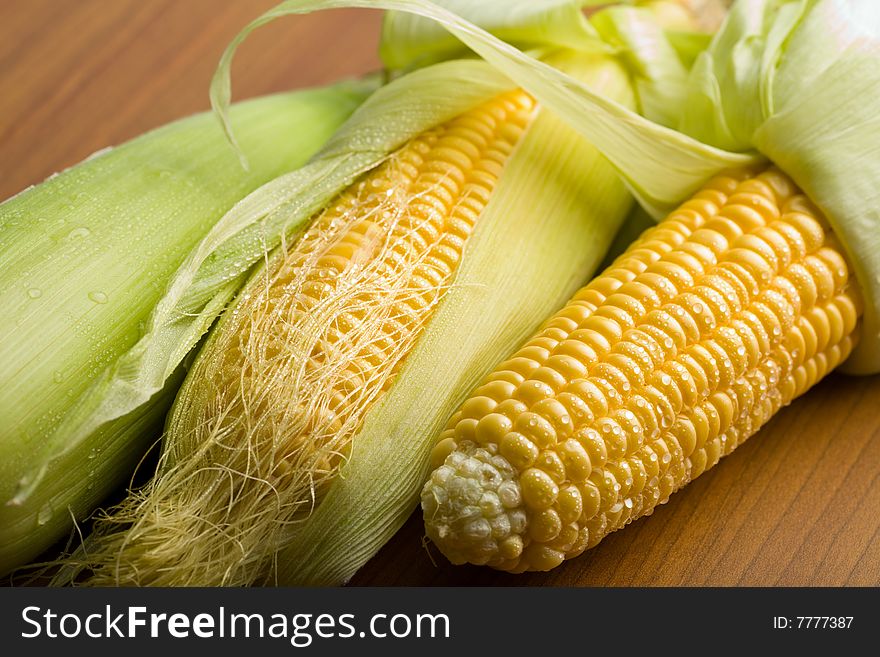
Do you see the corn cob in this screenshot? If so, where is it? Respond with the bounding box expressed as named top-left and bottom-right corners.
top-left (81, 89), bottom-right (540, 586)
top-left (422, 166), bottom-right (862, 572)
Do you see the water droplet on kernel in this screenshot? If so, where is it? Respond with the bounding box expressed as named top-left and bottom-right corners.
top-left (88, 291), bottom-right (108, 304)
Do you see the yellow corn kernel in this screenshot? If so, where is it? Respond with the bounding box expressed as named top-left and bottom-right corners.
top-left (422, 167), bottom-right (863, 572)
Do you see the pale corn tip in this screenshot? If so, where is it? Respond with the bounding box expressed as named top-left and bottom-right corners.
top-left (421, 442), bottom-right (526, 567)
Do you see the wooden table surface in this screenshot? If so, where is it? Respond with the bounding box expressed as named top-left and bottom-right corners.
top-left (2, 1), bottom-right (878, 587)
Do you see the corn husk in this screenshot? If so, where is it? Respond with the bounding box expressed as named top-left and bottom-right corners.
top-left (0, 81), bottom-right (373, 575)
top-left (378, 0), bottom-right (607, 70)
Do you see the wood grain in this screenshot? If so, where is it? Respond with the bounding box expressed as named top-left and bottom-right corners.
top-left (0, 0), bottom-right (383, 199)
top-left (2, 1), bottom-right (878, 587)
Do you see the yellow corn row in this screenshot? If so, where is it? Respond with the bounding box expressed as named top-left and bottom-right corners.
top-left (422, 167), bottom-right (862, 572)
top-left (90, 90), bottom-right (537, 586)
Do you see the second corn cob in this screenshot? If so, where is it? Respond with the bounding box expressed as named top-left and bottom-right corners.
top-left (422, 166), bottom-right (862, 572)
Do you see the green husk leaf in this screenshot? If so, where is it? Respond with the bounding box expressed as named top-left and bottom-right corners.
top-left (379, 0), bottom-right (611, 71)
top-left (384, 0), bottom-right (713, 128)
top-left (591, 4), bottom-right (692, 126)
top-left (664, 29), bottom-right (714, 67)
top-left (0, 82), bottom-right (373, 573)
